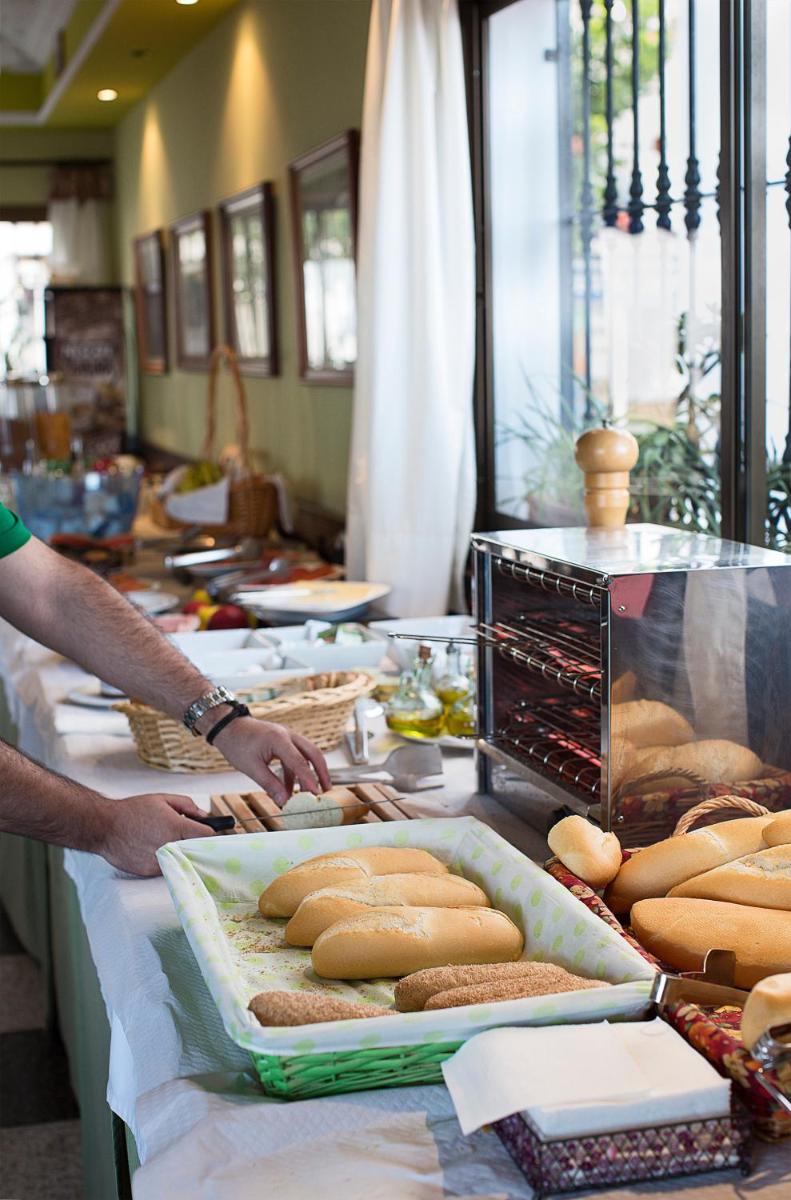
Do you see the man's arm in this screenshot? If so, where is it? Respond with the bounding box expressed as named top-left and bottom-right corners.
top-left (0, 538), bottom-right (330, 800)
top-left (0, 739), bottom-right (212, 876)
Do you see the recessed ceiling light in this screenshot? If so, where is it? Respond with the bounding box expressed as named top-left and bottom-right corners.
top-left (97, 88), bottom-right (118, 102)
top-left (176, 0), bottom-right (200, 6)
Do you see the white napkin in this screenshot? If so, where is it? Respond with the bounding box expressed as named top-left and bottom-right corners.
top-left (442, 1019), bottom-right (731, 1139)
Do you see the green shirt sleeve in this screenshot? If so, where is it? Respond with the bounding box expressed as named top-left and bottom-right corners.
top-left (0, 504), bottom-right (31, 559)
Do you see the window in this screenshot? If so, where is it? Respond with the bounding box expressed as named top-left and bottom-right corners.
top-left (465, 0), bottom-right (790, 550)
top-left (0, 221), bottom-right (52, 380)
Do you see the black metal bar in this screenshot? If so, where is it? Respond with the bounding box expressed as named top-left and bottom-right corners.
top-left (719, 0), bottom-right (742, 538)
top-left (627, 0), bottom-right (645, 233)
top-left (656, 0), bottom-right (672, 229)
top-left (602, 0), bottom-right (618, 227)
top-left (580, 0), bottom-right (594, 404)
top-left (684, 0), bottom-right (702, 235)
top-left (785, 136), bottom-right (791, 464)
top-left (744, 0), bottom-right (768, 545)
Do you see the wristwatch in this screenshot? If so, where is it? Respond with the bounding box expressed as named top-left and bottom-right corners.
top-left (183, 685), bottom-right (238, 736)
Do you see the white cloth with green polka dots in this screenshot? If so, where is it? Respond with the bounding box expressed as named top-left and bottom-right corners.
top-left (157, 816), bottom-right (655, 1058)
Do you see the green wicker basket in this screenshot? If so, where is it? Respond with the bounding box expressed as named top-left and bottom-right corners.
top-left (251, 1040), bottom-right (463, 1100)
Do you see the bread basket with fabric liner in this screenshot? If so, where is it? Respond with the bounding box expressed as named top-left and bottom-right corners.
top-left (116, 671), bottom-right (373, 770)
top-left (157, 816), bottom-right (655, 1100)
top-left (545, 796), bottom-right (791, 1140)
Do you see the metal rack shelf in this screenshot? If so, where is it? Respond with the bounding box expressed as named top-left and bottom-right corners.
top-left (496, 557), bottom-right (604, 608)
top-left (479, 619), bottom-right (602, 700)
top-left (496, 696), bottom-right (602, 799)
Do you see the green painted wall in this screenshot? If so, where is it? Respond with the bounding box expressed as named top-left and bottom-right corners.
top-left (114, 0), bottom-right (371, 518)
top-left (0, 128), bottom-right (114, 208)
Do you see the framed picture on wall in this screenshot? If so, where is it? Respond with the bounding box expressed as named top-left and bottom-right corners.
top-left (288, 130), bottom-right (359, 385)
top-left (219, 182), bottom-right (278, 376)
top-left (170, 210), bottom-right (215, 370)
top-left (133, 230), bottom-right (168, 374)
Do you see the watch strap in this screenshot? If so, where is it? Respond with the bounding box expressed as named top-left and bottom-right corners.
top-left (183, 685), bottom-right (237, 734)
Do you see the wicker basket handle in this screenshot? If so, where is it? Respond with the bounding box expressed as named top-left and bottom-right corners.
top-left (672, 795), bottom-right (770, 837)
top-left (202, 344), bottom-right (252, 474)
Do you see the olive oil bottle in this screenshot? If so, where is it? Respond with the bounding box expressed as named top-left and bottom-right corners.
top-left (385, 645), bottom-right (444, 738)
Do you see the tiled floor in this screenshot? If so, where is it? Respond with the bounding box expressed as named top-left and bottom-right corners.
top-left (0, 907), bottom-right (83, 1200)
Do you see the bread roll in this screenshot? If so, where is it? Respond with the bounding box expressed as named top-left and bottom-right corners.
top-left (623, 740), bottom-right (762, 789)
top-left (258, 847), bottom-right (448, 918)
top-left (611, 671), bottom-right (637, 706)
top-left (631, 898), bottom-right (791, 988)
top-left (547, 815), bottom-right (622, 888)
top-left (608, 737), bottom-right (637, 793)
top-left (248, 990), bottom-right (394, 1026)
top-left (605, 815), bottom-right (773, 914)
top-left (740, 973), bottom-right (791, 1052)
top-left (612, 700), bottom-right (694, 749)
top-left (395, 961), bottom-right (569, 1011)
top-left (279, 786), bottom-right (365, 830)
top-left (311, 906), bottom-right (524, 980)
top-left (764, 811), bottom-right (791, 848)
top-left (669, 845), bottom-right (791, 911)
top-left (424, 972), bottom-right (610, 1010)
top-left (285, 873), bottom-right (491, 946)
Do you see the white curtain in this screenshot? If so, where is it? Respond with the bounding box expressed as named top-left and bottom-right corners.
top-left (346, 0), bottom-right (476, 617)
top-left (49, 197), bottom-right (113, 285)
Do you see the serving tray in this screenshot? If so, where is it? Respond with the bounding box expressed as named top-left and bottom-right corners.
top-left (158, 817), bottom-right (655, 1099)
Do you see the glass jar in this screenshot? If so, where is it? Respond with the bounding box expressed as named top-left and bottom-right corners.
top-left (385, 644), bottom-right (445, 738)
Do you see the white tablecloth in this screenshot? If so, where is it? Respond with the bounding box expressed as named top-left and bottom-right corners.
top-left (1, 617), bottom-right (788, 1200)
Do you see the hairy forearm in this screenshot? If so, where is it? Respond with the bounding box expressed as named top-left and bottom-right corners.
top-left (0, 539), bottom-right (211, 720)
top-left (0, 738), bottom-right (110, 850)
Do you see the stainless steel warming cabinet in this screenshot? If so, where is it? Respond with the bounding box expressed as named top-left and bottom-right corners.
top-left (473, 524), bottom-right (791, 844)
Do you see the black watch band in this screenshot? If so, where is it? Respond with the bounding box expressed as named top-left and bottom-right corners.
top-left (205, 701), bottom-right (251, 746)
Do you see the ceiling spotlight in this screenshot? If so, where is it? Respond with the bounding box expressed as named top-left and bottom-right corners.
top-left (97, 88), bottom-right (118, 102)
top-left (176, 0), bottom-right (200, 6)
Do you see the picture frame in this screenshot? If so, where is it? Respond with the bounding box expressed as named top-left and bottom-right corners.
top-left (288, 130), bottom-right (359, 385)
top-left (170, 210), bottom-right (215, 370)
top-left (133, 230), bottom-right (168, 374)
top-left (219, 182), bottom-right (278, 376)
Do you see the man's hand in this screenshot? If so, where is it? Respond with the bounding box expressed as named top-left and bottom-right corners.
top-left (212, 718), bottom-right (330, 803)
top-left (98, 793), bottom-right (213, 877)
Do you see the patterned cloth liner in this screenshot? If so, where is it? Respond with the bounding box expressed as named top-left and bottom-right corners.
top-left (157, 817), bottom-right (654, 1059)
top-left (546, 859), bottom-right (791, 1142)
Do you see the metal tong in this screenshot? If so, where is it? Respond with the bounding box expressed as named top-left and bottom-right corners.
top-left (330, 743), bottom-right (443, 792)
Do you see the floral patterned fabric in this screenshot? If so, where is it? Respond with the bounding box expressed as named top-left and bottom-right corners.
top-left (544, 858), bottom-right (791, 1141)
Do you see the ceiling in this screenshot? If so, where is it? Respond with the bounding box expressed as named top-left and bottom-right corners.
top-left (0, 0), bottom-right (77, 71)
top-left (0, 0), bottom-right (240, 127)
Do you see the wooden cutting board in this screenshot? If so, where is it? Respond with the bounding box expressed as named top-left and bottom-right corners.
top-left (210, 783), bottom-right (413, 833)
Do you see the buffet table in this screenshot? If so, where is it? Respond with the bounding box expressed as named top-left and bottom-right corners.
top-left (0, 621), bottom-right (789, 1199)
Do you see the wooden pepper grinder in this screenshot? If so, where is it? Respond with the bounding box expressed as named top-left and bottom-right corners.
top-left (574, 423), bottom-right (639, 528)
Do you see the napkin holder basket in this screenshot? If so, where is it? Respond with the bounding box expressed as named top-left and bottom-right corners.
top-left (494, 1088), bottom-right (751, 1199)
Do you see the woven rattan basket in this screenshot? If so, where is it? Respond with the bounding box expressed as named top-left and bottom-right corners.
top-left (153, 344), bottom-right (278, 538)
top-left (116, 672), bottom-right (373, 771)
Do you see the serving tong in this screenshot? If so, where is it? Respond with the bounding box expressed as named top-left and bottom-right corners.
top-left (650, 949), bottom-right (791, 1116)
top-left (330, 743), bottom-right (443, 792)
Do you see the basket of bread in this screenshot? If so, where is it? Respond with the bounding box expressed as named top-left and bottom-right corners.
top-left (545, 801), bottom-right (791, 1139)
top-left (157, 816), bottom-right (655, 1099)
top-left (116, 671), bottom-right (373, 770)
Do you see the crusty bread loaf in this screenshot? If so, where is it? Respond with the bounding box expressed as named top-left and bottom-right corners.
top-left (605, 815), bottom-right (773, 913)
top-left (764, 811), bottom-right (791, 848)
top-left (395, 961), bottom-right (567, 1011)
top-left (612, 700), bottom-right (694, 749)
top-left (611, 671), bottom-right (637, 706)
top-left (311, 906), bottom-right (524, 980)
top-left (607, 737), bottom-right (637, 793)
top-left (248, 990), bottom-right (393, 1026)
top-left (740, 973), bottom-right (791, 1052)
top-left (258, 847), bottom-right (448, 918)
top-left (669, 845), bottom-right (791, 910)
top-left (622, 740), bottom-right (762, 789)
top-left (285, 873), bottom-right (491, 946)
top-left (631, 898), bottom-right (791, 988)
top-left (423, 972), bottom-right (610, 1010)
top-left (547, 815), bottom-right (622, 888)
top-left (279, 786), bottom-right (365, 830)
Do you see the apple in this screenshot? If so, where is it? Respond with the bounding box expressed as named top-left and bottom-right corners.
top-left (207, 603), bottom-right (249, 631)
top-left (182, 599), bottom-right (204, 615)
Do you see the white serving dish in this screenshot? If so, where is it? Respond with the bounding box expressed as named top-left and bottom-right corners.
top-left (158, 816), bottom-right (654, 1060)
top-left (369, 615), bottom-right (476, 672)
top-left (127, 589), bottom-right (181, 616)
top-left (232, 580), bottom-right (391, 623)
top-left (169, 626), bottom-right (388, 675)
